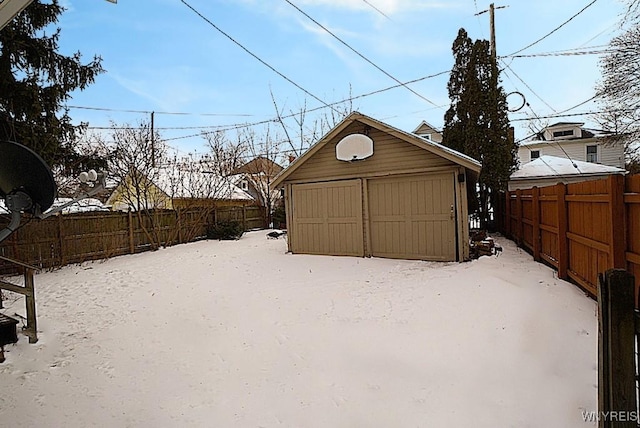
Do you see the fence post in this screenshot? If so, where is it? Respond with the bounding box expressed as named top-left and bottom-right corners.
top-left (608, 175), bottom-right (627, 270)
top-left (557, 183), bottom-right (569, 280)
top-left (128, 210), bottom-right (135, 254)
top-left (24, 268), bottom-right (37, 344)
top-left (242, 205), bottom-right (247, 231)
top-left (505, 190), bottom-right (511, 237)
top-left (532, 186), bottom-right (541, 262)
top-left (598, 269), bottom-right (636, 426)
top-left (177, 209), bottom-right (183, 245)
top-left (57, 214), bottom-right (66, 266)
top-left (515, 189), bottom-right (523, 246)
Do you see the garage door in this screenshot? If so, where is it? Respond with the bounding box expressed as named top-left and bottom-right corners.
top-left (368, 173), bottom-right (456, 261)
top-left (291, 180), bottom-right (364, 256)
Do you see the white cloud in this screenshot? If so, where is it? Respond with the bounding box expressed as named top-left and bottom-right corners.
top-left (109, 68), bottom-right (212, 113)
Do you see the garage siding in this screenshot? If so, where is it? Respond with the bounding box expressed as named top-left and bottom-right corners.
top-left (286, 124), bottom-right (455, 183)
top-left (368, 173), bottom-right (456, 261)
top-left (291, 180), bottom-right (364, 256)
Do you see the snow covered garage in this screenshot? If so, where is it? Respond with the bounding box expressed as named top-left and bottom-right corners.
top-left (271, 112), bottom-right (481, 261)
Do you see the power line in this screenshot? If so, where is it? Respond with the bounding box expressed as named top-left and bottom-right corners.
top-left (501, 47), bottom-right (614, 59)
top-left (66, 105), bottom-right (256, 117)
top-left (507, 0), bottom-right (599, 57)
top-left (500, 60), bottom-right (557, 112)
top-left (77, 69), bottom-right (452, 141)
top-left (473, 0), bottom-right (486, 39)
top-left (282, 0), bottom-right (440, 107)
top-left (511, 108), bottom-right (635, 122)
top-left (180, 0), bottom-right (339, 114)
top-left (360, 0), bottom-right (391, 20)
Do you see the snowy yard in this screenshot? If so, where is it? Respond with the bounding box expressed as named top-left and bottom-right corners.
top-left (0, 231), bottom-right (597, 427)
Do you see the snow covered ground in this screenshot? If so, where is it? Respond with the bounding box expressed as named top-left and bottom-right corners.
top-left (0, 231), bottom-right (597, 427)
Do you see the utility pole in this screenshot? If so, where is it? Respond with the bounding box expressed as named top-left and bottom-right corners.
top-left (475, 3), bottom-right (508, 61)
top-left (151, 111), bottom-right (155, 168)
top-left (489, 3), bottom-right (496, 59)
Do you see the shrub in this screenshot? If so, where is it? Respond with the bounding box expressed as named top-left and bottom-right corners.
top-left (207, 220), bottom-right (244, 240)
top-left (272, 205), bottom-right (286, 229)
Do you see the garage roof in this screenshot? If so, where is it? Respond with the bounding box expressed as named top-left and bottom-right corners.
top-left (272, 112), bottom-right (481, 188)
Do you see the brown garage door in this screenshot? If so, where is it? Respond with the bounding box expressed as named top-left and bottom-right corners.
top-left (291, 179), bottom-right (364, 256)
top-left (368, 173), bottom-right (456, 261)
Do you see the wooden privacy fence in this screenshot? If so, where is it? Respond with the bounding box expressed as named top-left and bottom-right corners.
top-left (498, 174), bottom-right (640, 301)
top-left (0, 205), bottom-right (266, 274)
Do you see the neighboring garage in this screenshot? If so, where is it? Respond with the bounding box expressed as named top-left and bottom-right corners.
top-left (271, 112), bottom-right (481, 262)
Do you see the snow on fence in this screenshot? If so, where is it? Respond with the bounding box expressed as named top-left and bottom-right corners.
top-left (495, 174), bottom-right (640, 303)
top-left (0, 205), bottom-right (266, 274)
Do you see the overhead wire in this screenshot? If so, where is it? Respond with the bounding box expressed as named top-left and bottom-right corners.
top-left (82, 70), bottom-right (451, 141)
top-left (501, 47), bottom-right (614, 59)
top-left (180, 0), bottom-right (339, 114)
top-left (500, 60), bottom-right (557, 112)
top-left (507, 0), bottom-right (599, 56)
top-left (360, 0), bottom-right (391, 20)
top-left (65, 105), bottom-right (255, 117)
top-left (282, 0), bottom-right (440, 107)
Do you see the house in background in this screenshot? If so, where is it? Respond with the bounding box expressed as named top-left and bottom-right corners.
top-left (106, 166), bottom-right (254, 212)
top-left (229, 156), bottom-right (284, 207)
top-left (517, 122), bottom-right (624, 168)
top-left (508, 155), bottom-right (626, 191)
top-left (412, 120), bottom-right (443, 143)
top-left (271, 112), bottom-right (481, 262)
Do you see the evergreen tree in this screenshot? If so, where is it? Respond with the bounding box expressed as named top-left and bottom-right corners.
top-left (442, 28), bottom-right (517, 229)
top-left (0, 0), bottom-right (104, 168)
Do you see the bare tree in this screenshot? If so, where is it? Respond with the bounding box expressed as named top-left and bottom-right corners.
top-left (231, 125), bottom-right (285, 226)
top-left (104, 120), bottom-right (167, 212)
top-left (269, 88), bottom-right (354, 158)
top-left (92, 120), bottom-right (169, 248)
top-left (596, 0), bottom-right (640, 169)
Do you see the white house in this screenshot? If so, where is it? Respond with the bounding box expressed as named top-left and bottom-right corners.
top-left (517, 122), bottom-right (625, 169)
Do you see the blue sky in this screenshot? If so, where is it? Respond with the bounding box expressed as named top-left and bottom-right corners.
top-left (55, 0), bottom-right (624, 157)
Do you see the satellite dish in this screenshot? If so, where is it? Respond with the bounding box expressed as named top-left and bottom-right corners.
top-left (336, 133), bottom-right (374, 162)
top-left (0, 140), bottom-right (57, 244)
top-left (0, 140), bottom-right (56, 214)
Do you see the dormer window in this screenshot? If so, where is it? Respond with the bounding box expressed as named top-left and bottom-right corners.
top-left (530, 150), bottom-right (540, 160)
top-left (552, 130), bottom-right (574, 138)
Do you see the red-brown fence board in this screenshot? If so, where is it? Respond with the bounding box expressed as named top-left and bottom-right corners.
top-left (539, 187), bottom-right (559, 267)
top-left (500, 174), bottom-right (640, 304)
top-left (626, 175), bottom-right (640, 303)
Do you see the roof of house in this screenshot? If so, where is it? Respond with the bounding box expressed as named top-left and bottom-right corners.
top-left (272, 112), bottom-right (481, 188)
top-left (231, 156), bottom-right (284, 176)
top-left (510, 155), bottom-right (625, 180)
top-left (153, 167), bottom-right (254, 200)
top-left (1, 197), bottom-right (109, 215)
top-left (520, 123), bottom-right (617, 145)
top-left (412, 120), bottom-right (442, 135)
top-left (547, 121), bottom-right (584, 127)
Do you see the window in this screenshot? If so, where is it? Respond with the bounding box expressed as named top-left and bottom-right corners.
top-left (531, 150), bottom-right (540, 160)
top-left (586, 145), bottom-right (598, 163)
top-left (240, 180), bottom-right (249, 190)
top-left (552, 130), bottom-right (574, 138)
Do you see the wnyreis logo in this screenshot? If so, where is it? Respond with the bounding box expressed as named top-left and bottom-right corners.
top-left (582, 410), bottom-right (640, 423)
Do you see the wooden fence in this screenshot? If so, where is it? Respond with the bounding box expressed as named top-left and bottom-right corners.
top-left (0, 205), bottom-right (266, 274)
top-left (497, 174), bottom-right (640, 302)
